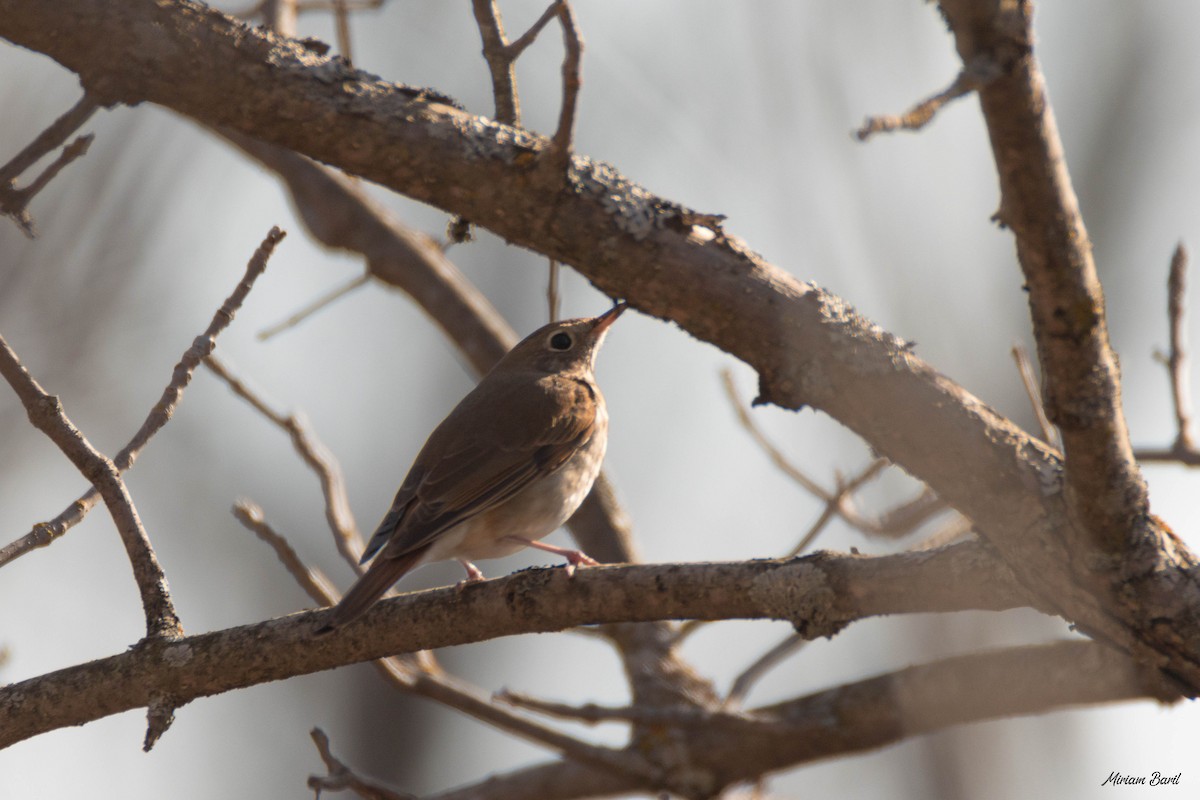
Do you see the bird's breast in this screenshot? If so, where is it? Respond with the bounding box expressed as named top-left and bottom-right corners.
top-left (442, 402), bottom-right (608, 561)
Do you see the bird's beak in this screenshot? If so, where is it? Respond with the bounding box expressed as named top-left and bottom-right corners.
top-left (591, 301), bottom-right (628, 335)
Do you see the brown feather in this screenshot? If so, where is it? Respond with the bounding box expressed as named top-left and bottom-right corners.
top-left (372, 374), bottom-right (597, 560)
top-left (314, 545), bottom-right (429, 634)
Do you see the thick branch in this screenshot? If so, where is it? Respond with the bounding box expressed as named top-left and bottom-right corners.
top-left (939, 0), bottom-right (1146, 557)
top-left (429, 640), bottom-right (1172, 800)
top-left (0, 543), bottom-right (1031, 749)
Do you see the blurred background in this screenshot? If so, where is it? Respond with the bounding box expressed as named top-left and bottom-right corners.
top-left (2, 1), bottom-right (1198, 797)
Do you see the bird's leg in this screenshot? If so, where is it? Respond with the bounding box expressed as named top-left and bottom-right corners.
top-left (455, 559), bottom-right (487, 591)
top-left (503, 536), bottom-right (599, 577)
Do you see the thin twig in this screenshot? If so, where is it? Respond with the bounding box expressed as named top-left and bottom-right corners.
top-left (296, 0), bottom-right (382, 11)
top-left (725, 633), bottom-right (808, 709)
top-left (678, 459), bottom-right (889, 646)
top-left (308, 727), bottom-right (413, 800)
top-left (856, 487), bottom-right (949, 539)
top-left (0, 93), bottom-right (100, 236)
top-left (1166, 243), bottom-right (1193, 453)
top-left (257, 272), bottom-right (370, 341)
top-left (1139, 244), bottom-right (1200, 465)
top-left (471, 0), bottom-right (521, 126)
top-left (787, 460), bottom-right (888, 557)
top-left (0, 335), bottom-right (180, 640)
top-left (1011, 344), bottom-right (1060, 450)
top-left (471, 0), bottom-right (563, 127)
top-left (547, 259), bottom-right (561, 322)
top-left (545, 0), bottom-right (582, 169)
top-left (722, 369), bottom-right (826, 496)
top-left (910, 514), bottom-right (975, 551)
top-left (855, 57), bottom-right (999, 141)
top-left (723, 369), bottom-right (942, 538)
top-left (233, 501), bottom-right (341, 601)
top-left (331, 0), bottom-right (353, 61)
top-left (506, 2), bottom-right (563, 59)
top-left (262, 0), bottom-right (297, 33)
top-left (0, 227), bottom-right (285, 570)
top-left (495, 690), bottom-right (718, 728)
top-left (206, 354), bottom-right (362, 566)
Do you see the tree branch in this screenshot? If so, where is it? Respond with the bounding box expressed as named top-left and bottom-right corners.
top-left (0, 542), bottom-right (1033, 750)
top-left (939, 0), bottom-right (1146, 557)
top-left (0, 336), bottom-right (180, 640)
top-left (208, 355), bottom-right (361, 561)
top-left (429, 640), bottom-right (1174, 800)
top-left (0, 226), bottom-right (284, 568)
top-left (855, 57), bottom-right (999, 141)
top-left (0, 91), bottom-right (99, 235)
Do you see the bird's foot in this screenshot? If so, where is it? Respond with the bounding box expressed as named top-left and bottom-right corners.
top-left (455, 559), bottom-right (486, 592)
top-left (504, 536), bottom-right (599, 578)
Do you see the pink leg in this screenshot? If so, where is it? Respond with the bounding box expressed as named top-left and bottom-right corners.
top-left (503, 536), bottom-right (599, 577)
top-left (455, 559), bottom-right (486, 591)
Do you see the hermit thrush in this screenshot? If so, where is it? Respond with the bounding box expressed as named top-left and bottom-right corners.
top-left (316, 302), bottom-right (626, 633)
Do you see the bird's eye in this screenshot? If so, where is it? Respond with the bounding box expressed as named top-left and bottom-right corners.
top-left (549, 332), bottom-right (573, 350)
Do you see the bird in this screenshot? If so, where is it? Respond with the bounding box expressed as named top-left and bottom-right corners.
top-left (315, 301), bottom-right (627, 634)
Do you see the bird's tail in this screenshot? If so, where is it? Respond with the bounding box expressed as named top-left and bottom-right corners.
top-left (313, 548), bottom-right (427, 635)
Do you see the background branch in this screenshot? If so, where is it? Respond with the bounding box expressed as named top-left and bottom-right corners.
top-left (0, 226), bottom-right (284, 568)
top-left (0, 334), bottom-right (180, 639)
top-left (0, 91), bottom-right (98, 235)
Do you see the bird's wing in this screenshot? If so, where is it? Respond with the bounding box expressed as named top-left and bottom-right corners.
top-left (363, 374), bottom-right (598, 562)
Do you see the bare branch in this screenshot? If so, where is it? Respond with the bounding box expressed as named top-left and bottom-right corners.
top-left (546, 1), bottom-right (582, 169)
top-left (295, 0), bottom-right (381, 11)
top-left (725, 634), bottom-right (808, 709)
top-left (440, 641), bottom-right (1178, 799)
top-left (547, 259), bottom-right (561, 322)
top-left (0, 335), bottom-right (180, 640)
top-left (722, 369), bottom-right (826, 496)
top-left (471, 0), bottom-right (520, 126)
top-left (331, 0), bottom-right (353, 62)
top-left (0, 541), bottom-right (1036, 749)
top-left (495, 691), bottom-right (719, 727)
top-left (308, 727), bottom-right (413, 800)
top-left (855, 57), bottom-right (998, 141)
top-left (1011, 343), bottom-right (1060, 449)
top-left (0, 227), bottom-right (285, 569)
top-left (718, 640), bottom-right (1178, 787)
top-left (505, 2), bottom-right (563, 60)
top-left (941, 0), bottom-right (1147, 555)
top-left (471, 0), bottom-right (563, 127)
top-left (257, 272), bottom-right (370, 341)
top-left (911, 514), bottom-right (975, 551)
top-left (208, 356), bottom-right (362, 563)
top-left (786, 460), bottom-right (888, 557)
top-left (724, 370), bottom-right (941, 541)
top-left (0, 92), bottom-right (99, 236)
top-left (233, 501), bottom-right (341, 601)
top-left (1166, 243), bottom-right (1193, 452)
top-left (219, 134), bottom-right (515, 373)
top-left (1138, 244), bottom-right (1200, 466)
